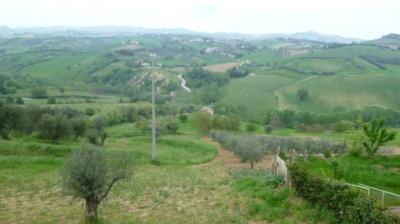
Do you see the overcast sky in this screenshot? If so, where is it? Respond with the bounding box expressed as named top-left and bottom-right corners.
top-left (0, 0), bottom-right (399, 39)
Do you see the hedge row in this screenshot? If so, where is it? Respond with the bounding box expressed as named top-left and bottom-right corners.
top-left (289, 163), bottom-right (396, 224)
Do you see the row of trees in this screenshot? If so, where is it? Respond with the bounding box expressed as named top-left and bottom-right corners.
top-left (266, 106), bottom-right (400, 132)
top-left (210, 131), bottom-right (347, 168)
top-left (0, 101), bottom-right (109, 144)
top-left (210, 131), bottom-right (264, 168)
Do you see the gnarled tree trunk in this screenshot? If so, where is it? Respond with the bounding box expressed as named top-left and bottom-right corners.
top-left (85, 197), bottom-right (99, 220)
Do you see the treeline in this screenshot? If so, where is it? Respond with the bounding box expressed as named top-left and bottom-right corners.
top-left (0, 101), bottom-right (86, 142)
top-left (277, 65), bottom-right (336, 76)
top-left (360, 54), bottom-right (400, 70)
top-left (0, 101), bottom-right (160, 143)
top-left (266, 107), bottom-right (400, 132)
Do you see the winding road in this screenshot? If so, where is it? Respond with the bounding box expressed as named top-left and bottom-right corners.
top-left (178, 74), bottom-right (191, 93)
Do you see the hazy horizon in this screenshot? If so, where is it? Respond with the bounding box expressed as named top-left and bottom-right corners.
top-left (1, 0), bottom-right (399, 39)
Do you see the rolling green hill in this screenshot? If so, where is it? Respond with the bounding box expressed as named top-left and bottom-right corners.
top-left (2, 34), bottom-right (400, 121)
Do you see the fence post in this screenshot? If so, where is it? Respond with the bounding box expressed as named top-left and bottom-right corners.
top-left (381, 191), bottom-right (385, 207)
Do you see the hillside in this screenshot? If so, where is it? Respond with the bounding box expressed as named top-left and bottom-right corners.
top-left (368, 33), bottom-right (400, 48)
top-left (1, 34), bottom-right (400, 121)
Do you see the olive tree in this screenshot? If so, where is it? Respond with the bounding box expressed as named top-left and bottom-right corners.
top-left (362, 118), bottom-right (396, 157)
top-left (62, 145), bottom-right (132, 221)
top-left (71, 117), bottom-right (86, 139)
top-left (85, 116), bottom-right (108, 146)
top-left (235, 136), bottom-right (264, 169)
top-left (192, 111), bottom-right (212, 133)
top-left (37, 113), bottom-right (72, 143)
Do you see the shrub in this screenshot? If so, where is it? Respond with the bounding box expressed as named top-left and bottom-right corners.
top-left (5, 96), bottom-right (14, 104)
top-left (323, 149), bottom-right (331, 159)
top-left (47, 97), bottom-right (56, 104)
top-left (178, 114), bottom-right (188, 123)
top-left (86, 108), bottom-right (96, 116)
top-left (246, 123), bottom-right (257, 133)
top-left (333, 120), bottom-right (353, 132)
top-left (0, 102), bottom-right (23, 139)
top-left (15, 96), bottom-right (24, 104)
top-left (71, 117), bottom-right (86, 139)
top-left (31, 88), bottom-right (48, 99)
top-left (165, 120), bottom-right (179, 134)
top-left (289, 163), bottom-right (393, 224)
top-left (192, 111), bottom-right (212, 133)
top-left (297, 89), bottom-right (309, 101)
top-left (265, 125), bottom-right (273, 133)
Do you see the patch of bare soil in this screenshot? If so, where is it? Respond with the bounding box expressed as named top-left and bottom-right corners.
top-left (378, 146), bottom-right (400, 155)
top-left (203, 62), bottom-right (240, 73)
top-left (388, 206), bottom-right (400, 218)
top-left (194, 137), bottom-right (273, 169)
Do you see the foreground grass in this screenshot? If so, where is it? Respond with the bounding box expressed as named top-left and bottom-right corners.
top-left (230, 169), bottom-right (336, 223)
top-left (0, 121), bottom-right (335, 223)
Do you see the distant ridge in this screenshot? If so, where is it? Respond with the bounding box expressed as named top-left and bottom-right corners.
top-left (0, 26), bottom-right (364, 43)
top-left (367, 33), bottom-right (400, 47)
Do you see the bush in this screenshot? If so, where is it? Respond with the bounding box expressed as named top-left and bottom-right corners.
top-left (265, 125), bottom-right (273, 133)
top-left (15, 96), bottom-right (24, 104)
top-left (192, 111), bottom-right (212, 133)
top-left (86, 108), bottom-right (96, 116)
top-left (31, 88), bottom-right (48, 99)
top-left (333, 120), bottom-right (353, 132)
top-left (178, 114), bottom-right (188, 123)
top-left (297, 89), bottom-right (309, 101)
top-left (246, 123), bottom-right (257, 133)
top-left (5, 96), bottom-right (14, 104)
top-left (71, 117), bottom-right (86, 139)
top-left (165, 120), bottom-right (179, 134)
top-left (323, 149), bottom-right (332, 158)
top-left (227, 67), bottom-right (250, 78)
top-left (47, 97), bottom-right (56, 104)
top-left (289, 163), bottom-right (393, 224)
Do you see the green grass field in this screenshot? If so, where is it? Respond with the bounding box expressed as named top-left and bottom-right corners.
top-left (302, 155), bottom-right (400, 207)
top-left (0, 118), bottom-right (335, 223)
top-left (220, 73), bottom-right (302, 120)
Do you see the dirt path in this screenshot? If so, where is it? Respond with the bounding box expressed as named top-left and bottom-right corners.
top-left (273, 75), bottom-right (318, 110)
top-left (194, 137), bottom-right (273, 169)
top-left (178, 74), bottom-right (191, 93)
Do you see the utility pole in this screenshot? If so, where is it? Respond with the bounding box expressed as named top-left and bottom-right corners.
top-left (151, 73), bottom-right (157, 161)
